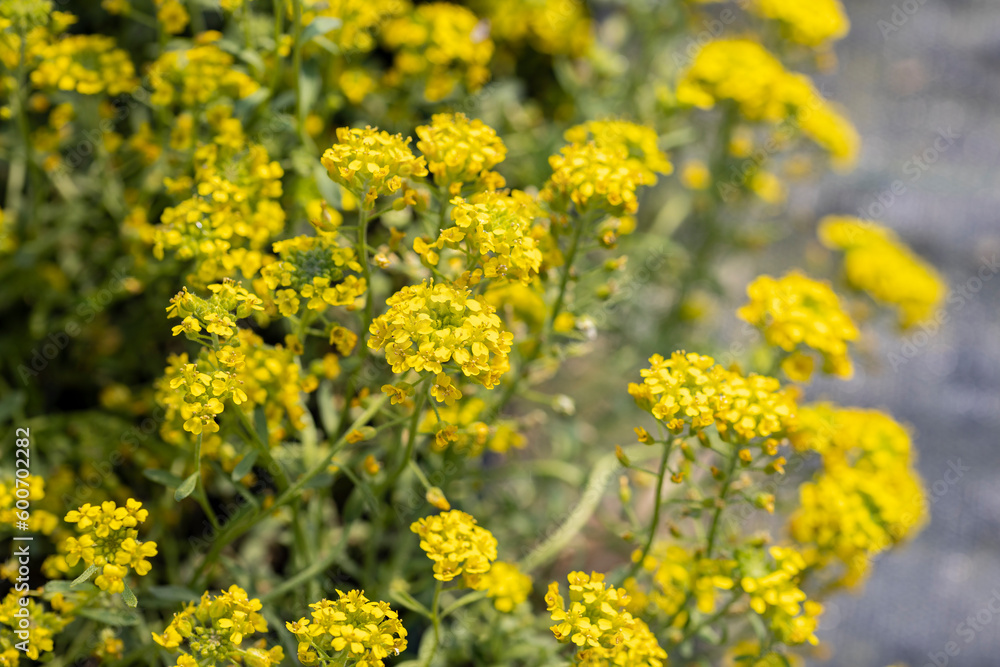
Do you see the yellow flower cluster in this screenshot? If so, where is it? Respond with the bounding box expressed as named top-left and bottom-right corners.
top-left (0, 591), bottom-right (69, 664)
top-left (29, 34), bottom-right (136, 95)
top-left (382, 3), bottom-right (493, 101)
top-left (153, 585), bottom-right (285, 667)
top-left (261, 233), bottom-right (367, 316)
top-left (154, 123), bottom-right (286, 285)
top-left (321, 126), bottom-right (428, 208)
top-left (419, 396), bottom-right (525, 456)
top-left (740, 546), bottom-right (823, 646)
top-left (546, 571), bottom-right (666, 667)
top-left (415, 112), bottom-right (507, 194)
top-left (368, 281), bottom-right (514, 390)
top-left (544, 120), bottom-right (671, 216)
top-left (149, 38), bottom-right (259, 107)
top-left (749, 0), bottom-right (849, 47)
top-left (286, 591), bottom-right (408, 667)
top-left (63, 499), bottom-right (157, 593)
top-left (155, 0), bottom-right (189, 34)
top-left (166, 280), bottom-right (264, 344)
top-left (417, 190), bottom-right (543, 284)
top-left (411, 509), bottom-right (498, 586)
top-left (629, 351), bottom-right (797, 443)
top-left (475, 0), bottom-right (592, 57)
top-left (677, 40), bottom-right (859, 165)
top-left (299, 0), bottom-right (405, 53)
top-left (157, 327), bottom-right (314, 447)
top-left (819, 216), bottom-right (946, 328)
top-left (627, 544), bottom-right (735, 617)
top-left (473, 561), bottom-right (532, 612)
top-left (738, 272), bottom-right (859, 381)
top-left (789, 404), bottom-right (927, 586)
top-left (564, 120), bottom-right (673, 184)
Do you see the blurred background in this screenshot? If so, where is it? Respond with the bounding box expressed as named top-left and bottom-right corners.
top-left (797, 0), bottom-right (1000, 664)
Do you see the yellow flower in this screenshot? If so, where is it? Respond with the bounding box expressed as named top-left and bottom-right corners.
top-left (475, 561), bottom-right (532, 612)
top-left (738, 272), bottom-right (859, 380)
top-left (478, 0), bottom-right (592, 57)
top-left (155, 0), bottom-right (189, 34)
top-left (818, 216), bottom-right (946, 328)
top-left (149, 40), bottom-right (258, 107)
top-left (29, 34), bottom-right (137, 96)
top-left (321, 126), bottom-right (428, 208)
top-left (420, 396), bottom-right (525, 456)
top-left (629, 351), bottom-right (797, 442)
top-left (411, 509), bottom-right (498, 586)
top-left (546, 571), bottom-right (666, 666)
top-left (63, 499), bottom-right (157, 593)
top-left (416, 112), bottom-right (507, 193)
top-left (368, 281), bottom-right (514, 390)
top-left (153, 586), bottom-right (284, 666)
top-left (739, 546), bottom-right (823, 646)
top-left (418, 190), bottom-right (543, 284)
top-left (677, 39), bottom-right (859, 166)
top-left (261, 233), bottom-right (367, 314)
top-left (564, 120), bottom-right (673, 183)
top-left (789, 404), bottom-right (927, 587)
top-left (0, 591), bottom-right (68, 661)
top-left (286, 591), bottom-right (407, 667)
top-left (750, 0), bottom-right (849, 47)
top-left (382, 3), bottom-right (493, 101)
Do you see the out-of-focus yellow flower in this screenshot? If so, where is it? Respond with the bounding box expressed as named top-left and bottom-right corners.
top-left (382, 3), bottom-right (493, 101)
top-left (411, 509), bottom-right (497, 586)
top-left (738, 272), bottom-right (859, 380)
top-left (474, 0), bottom-right (592, 57)
top-left (420, 396), bottom-right (525, 455)
top-left (819, 216), bottom-right (946, 328)
top-left (678, 39), bottom-right (859, 167)
top-left (474, 561), bottom-right (532, 612)
top-left (750, 0), bottom-right (849, 47)
top-left (149, 40), bottom-right (258, 107)
top-left (740, 546), bottom-right (823, 646)
top-left (30, 34), bottom-right (137, 95)
top-left (154, 0), bottom-right (189, 34)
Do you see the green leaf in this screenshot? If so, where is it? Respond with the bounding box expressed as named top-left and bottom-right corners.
top-left (144, 468), bottom-right (183, 488)
top-left (45, 579), bottom-right (95, 596)
top-left (72, 564), bottom-right (100, 587)
top-left (300, 16), bottom-right (342, 45)
top-left (121, 581), bottom-right (138, 608)
top-left (298, 59), bottom-right (321, 117)
top-left (149, 585), bottom-right (200, 603)
top-left (232, 450), bottom-right (259, 482)
top-left (174, 473), bottom-right (198, 501)
top-left (253, 405), bottom-right (270, 449)
top-left (77, 607), bottom-right (141, 626)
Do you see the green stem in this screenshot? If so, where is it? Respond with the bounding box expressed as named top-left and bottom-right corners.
top-left (422, 580), bottom-right (443, 667)
top-left (291, 0), bottom-right (305, 141)
top-left (192, 432), bottom-right (221, 531)
top-left (621, 438), bottom-right (673, 582)
top-left (706, 444), bottom-right (740, 559)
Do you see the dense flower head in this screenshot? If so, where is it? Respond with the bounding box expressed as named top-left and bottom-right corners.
top-left (29, 34), bottom-right (136, 95)
top-left (416, 190), bottom-right (543, 284)
top-left (420, 396), bottom-right (525, 455)
top-left (415, 112), bottom-right (507, 194)
top-left (166, 280), bottom-right (265, 344)
top-left (677, 39), bottom-right (859, 166)
top-left (368, 281), bottom-right (514, 390)
top-left (0, 591), bottom-right (69, 663)
top-left (789, 404), bottom-right (927, 586)
top-left (542, 142), bottom-right (653, 216)
top-left (474, 0), bottom-right (592, 57)
top-left (627, 544), bottom-right (735, 617)
top-left (740, 546), bottom-right (823, 646)
top-left (410, 509), bottom-right (498, 585)
top-left (149, 38), bottom-right (259, 108)
top-left (156, 327), bottom-right (314, 447)
top-left (153, 585), bottom-right (284, 667)
top-left (153, 122), bottom-right (286, 285)
top-left (749, 0), bottom-right (849, 47)
top-left (737, 271), bottom-right (859, 381)
top-left (382, 3), bottom-right (493, 101)
top-left (473, 561), bottom-right (532, 612)
top-left (629, 351), bottom-right (797, 442)
top-left (321, 126), bottom-right (428, 208)
top-left (819, 216), bottom-right (946, 328)
top-left (261, 233), bottom-right (367, 315)
top-left (63, 499), bottom-right (157, 593)
top-left (546, 571), bottom-right (666, 666)
top-left (563, 120), bottom-right (673, 184)
top-left (286, 591), bottom-right (407, 667)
